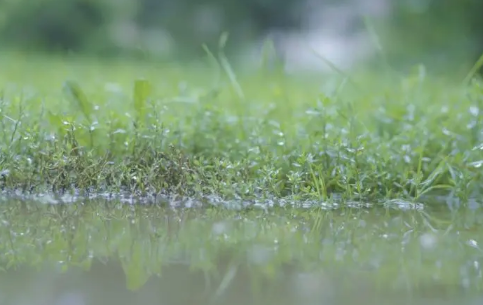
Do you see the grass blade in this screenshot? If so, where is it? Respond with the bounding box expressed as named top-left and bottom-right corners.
top-left (202, 44), bottom-right (222, 88)
top-left (63, 80), bottom-right (93, 124)
top-left (133, 79), bottom-right (152, 122)
top-left (218, 32), bottom-right (245, 100)
top-left (463, 52), bottom-right (483, 85)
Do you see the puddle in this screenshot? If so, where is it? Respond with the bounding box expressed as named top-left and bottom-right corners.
top-left (0, 197), bottom-right (482, 305)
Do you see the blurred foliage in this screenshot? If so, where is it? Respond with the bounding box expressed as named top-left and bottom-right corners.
top-left (0, 0), bottom-right (301, 58)
top-left (0, 0), bottom-right (482, 68)
top-left (378, 0), bottom-right (483, 70)
top-left (0, 0), bottom-right (109, 53)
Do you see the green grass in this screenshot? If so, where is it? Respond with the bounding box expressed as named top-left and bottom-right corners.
top-left (0, 53), bottom-right (482, 206)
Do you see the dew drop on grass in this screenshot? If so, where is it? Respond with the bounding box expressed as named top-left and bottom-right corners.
top-left (467, 239), bottom-right (479, 249)
top-left (468, 160), bottom-right (483, 168)
top-left (305, 109), bottom-right (321, 116)
top-left (113, 129), bottom-right (126, 134)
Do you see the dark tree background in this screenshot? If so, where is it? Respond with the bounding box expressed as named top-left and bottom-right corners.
top-left (0, 0), bottom-right (482, 68)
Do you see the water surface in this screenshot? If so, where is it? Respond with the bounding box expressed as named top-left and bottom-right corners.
top-left (0, 197), bottom-right (482, 305)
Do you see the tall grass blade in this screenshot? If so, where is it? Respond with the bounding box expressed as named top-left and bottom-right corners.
top-left (133, 79), bottom-right (152, 122)
top-left (218, 32), bottom-right (245, 100)
top-left (260, 37), bottom-right (284, 74)
top-left (310, 46), bottom-right (362, 93)
top-left (63, 80), bottom-right (93, 124)
top-left (202, 44), bottom-right (222, 88)
top-left (362, 16), bottom-right (394, 74)
top-left (463, 52), bottom-right (483, 85)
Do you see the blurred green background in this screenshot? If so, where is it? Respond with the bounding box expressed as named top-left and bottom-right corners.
top-left (0, 0), bottom-right (481, 72)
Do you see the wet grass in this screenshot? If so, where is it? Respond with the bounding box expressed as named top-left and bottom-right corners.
top-left (0, 53), bottom-right (482, 207)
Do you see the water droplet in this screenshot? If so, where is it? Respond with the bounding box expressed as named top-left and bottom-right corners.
top-left (467, 239), bottom-right (479, 249)
top-left (468, 160), bottom-right (483, 168)
top-left (306, 109), bottom-right (321, 116)
top-left (113, 129), bottom-right (126, 134)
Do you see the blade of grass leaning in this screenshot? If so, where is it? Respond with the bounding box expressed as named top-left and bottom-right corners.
top-left (202, 44), bottom-right (222, 88)
top-left (133, 79), bottom-right (152, 126)
top-left (218, 32), bottom-right (245, 100)
top-left (463, 52), bottom-right (483, 85)
top-left (62, 80), bottom-right (93, 124)
top-left (362, 16), bottom-right (398, 77)
top-left (309, 45), bottom-right (362, 93)
top-left (260, 37), bottom-right (273, 71)
top-left (260, 37), bottom-right (284, 74)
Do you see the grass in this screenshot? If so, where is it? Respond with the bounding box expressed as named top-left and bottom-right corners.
top-left (0, 52), bottom-right (482, 207)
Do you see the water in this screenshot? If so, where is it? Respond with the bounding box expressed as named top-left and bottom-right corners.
top-left (0, 198), bottom-right (482, 305)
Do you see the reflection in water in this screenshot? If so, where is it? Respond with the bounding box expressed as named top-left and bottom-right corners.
top-left (1, 259), bottom-right (482, 305)
top-left (0, 199), bottom-right (482, 305)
